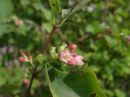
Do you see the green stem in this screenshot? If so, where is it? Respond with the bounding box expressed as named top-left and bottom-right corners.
top-left (44, 64), bottom-right (58, 97)
top-left (45, 64), bottom-right (51, 85)
top-left (26, 65), bottom-right (38, 97)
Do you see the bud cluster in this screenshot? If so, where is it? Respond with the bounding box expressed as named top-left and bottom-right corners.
top-left (59, 43), bottom-right (84, 66)
top-left (19, 52), bottom-right (32, 63)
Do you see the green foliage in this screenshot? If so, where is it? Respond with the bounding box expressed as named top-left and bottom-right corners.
top-left (0, 0), bottom-right (130, 97)
top-left (48, 66), bottom-right (106, 97)
top-left (0, 0), bottom-right (13, 21)
top-left (49, 0), bottom-right (61, 16)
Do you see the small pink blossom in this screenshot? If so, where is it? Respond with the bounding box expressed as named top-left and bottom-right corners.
top-left (15, 19), bottom-right (24, 26)
top-left (19, 56), bottom-right (25, 63)
top-left (73, 55), bottom-right (84, 66)
top-left (59, 44), bottom-right (84, 66)
top-left (59, 50), bottom-right (73, 63)
top-left (22, 78), bottom-right (30, 87)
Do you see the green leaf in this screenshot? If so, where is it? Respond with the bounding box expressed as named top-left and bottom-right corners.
top-left (0, 84), bottom-right (19, 94)
top-left (49, 0), bottom-right (61, 16)
top-left (51, 79), bottom-right (80, 97)
top-left (115, 89), bottom-right (127, 97)
top-left (0, 0), bottom-right (13, 21)
top-left (36, 54), bottom-right (46, 64)
top-left (61, 0), bottom-right (90, 26)
top-left (70, 0), bottom-right (91, 14)
top-left (46, 65), bottom-right (106, 97)
top-left (49, 0), bottom-right (61, 24)
top-left (45, 64), bottom-right (79, 97)
top-left (64, 66), bottom-right (106, 97)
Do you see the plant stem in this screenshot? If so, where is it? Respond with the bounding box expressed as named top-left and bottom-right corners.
top-left (44, 25), bottom-right (59, 54)
top-left (26, 65), bottom-right (37, 97)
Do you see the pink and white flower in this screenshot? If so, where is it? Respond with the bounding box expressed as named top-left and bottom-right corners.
top-left (72, 55), bottom-right (84, 66)
top-left (59, 50), bottom-right (73, 63)
top-left (59, 49), bottom-right (84, 66)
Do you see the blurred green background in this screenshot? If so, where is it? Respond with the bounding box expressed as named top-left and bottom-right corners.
top-left (0, 0), bottom-right (130, 97)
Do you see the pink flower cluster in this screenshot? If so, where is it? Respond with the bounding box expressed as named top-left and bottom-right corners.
top-left (19, 52), bottom-right (32, 63)
top-left (59, 44), bottom-right (84, 66)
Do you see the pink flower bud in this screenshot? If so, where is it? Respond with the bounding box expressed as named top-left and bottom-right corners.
top-left (15, 19), bottom-right (24, 26)
top-left (22, 79), bottom-right (30, 87)
top-left (127, 36), bottom-right (130, 41)
top-left (19, 56), bottom-right (25, 63)
top-left (68, 43), bottom-right (77, 51)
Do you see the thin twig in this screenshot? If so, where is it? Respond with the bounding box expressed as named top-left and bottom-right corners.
top-left (57, 31), bottom-right (69, 43)
top-left (26, 65), bottom-right (38, 97)
top-left (43, 25), bottom-right (60, 54)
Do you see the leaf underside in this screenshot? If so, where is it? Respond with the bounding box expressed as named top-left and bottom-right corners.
top-left (47, 65), bottom-right (106, 97)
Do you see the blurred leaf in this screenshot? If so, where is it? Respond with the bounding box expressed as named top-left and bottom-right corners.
top-left (46, 65), bottom-right (106, 97)
top-left (20, 0), bottom-right (30, 6)
top-left (62, 9), bottom-right (71, 18)
top-left (51, 79), bottom-right (80, 97)
top-left (64, 66), bottom-right (106, 97)
top-left (0, 68), bottom-right (8, 86)
top-left (104, 36), bottom-right (117, 47)
top-left (32, 79), bottom-right (40, 89)
top-left (49, 0), bottom-right (61, 23)
top-left (60, 0), bottom-right (90, 25)
top-left (42, 23), bottom-right (53, 32)
top-left (70, 0), bottom-right (90, 14)
top-left (0, 23), bottom-right (14, 37)
top-left (0, 0), bottom-right (13, 21)
top-left (0, 84), bottom-right (19, 94)
top-left (49, 0), bottom-right (61, 15)
top-left (86, 24), bottom-right (95, 33)
top-left (115, 89), bottom-right (126, 97)
top-left (36, 54), bottom-right (46, 64)
top-left (0, 77), bottom-right (6, 86)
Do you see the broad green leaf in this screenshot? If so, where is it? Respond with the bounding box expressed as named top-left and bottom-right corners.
top-left (64, 66), bottom-right (106, 97)
top-left (49, 0), bottom-right (61, 24)
top-left (45, 65), bottom-right (79, 97)
top-left (51, 79), bottom-right (80, 97)
top-left (115, 89), bottom-right (127, 97)
top-left (46, 65), bottom-right (106, 97)
top-left (0, 0), bottom-right (13, 21)
top-left (49, 0), bottom-right (61, 16)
